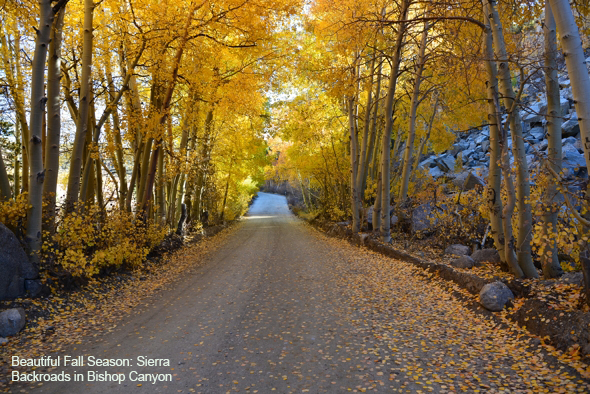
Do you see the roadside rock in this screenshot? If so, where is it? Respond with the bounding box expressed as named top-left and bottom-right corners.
top-left (479, 282), bottom-right (514, 311)
top-left (25, 279), bottom-right (45, 298)
top-left (445, 244), bottom-right (471, 256)
top-left (0, 308), bottom-right (26, 337)
top-left (451, 255), bottom-right (475, 269)
top-left (0, 223), bottom-right (37, 300)
top-left (471, 248), bottom-right (501, 265)
top-left (411, 202), bottom-right (440, 233)
top-left (0, 337), bottom-right (8, 345)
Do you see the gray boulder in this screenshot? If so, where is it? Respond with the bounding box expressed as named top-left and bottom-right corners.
top-left (390, 215), bottom-right (399, 227)
top-left (429, 166), bottom-right (445, 178)
top-left (25, 279), bottom-right (44, 298)
top-left (419, 157), bottom-right (437, 168)
top-left (563, 136), bottom-right (578, 146)
top-left (479, 282), bottom-right (514, 311)
top-left (562, 118), bottom-right (580, 137)
top-left (445, 244), bottom-right (471, 256)
top-left (0, 308), bottom-right (26, 337)
top-left (451, 255), bottom-right (475, 269)
top-left (0, 223), bottom-right (37, 300)
top-left (471, 248), bottom-right (501, 265)
top-left (562, 144), bottom-right (586, 170)
top-left (436, 155), bottom-right (456, 173)
top-left (529, 127), bottom-right (545, 140)
top-left (481, 140), bottom-right (490, 153)
top-left (463, 172), bottom-right (485, 191)
top-left (535, 139), bottom-right (548, 151)
top-left (411, 202), bottom-right (440, 233)
top-left (475, 134), bottom-right (488, 145)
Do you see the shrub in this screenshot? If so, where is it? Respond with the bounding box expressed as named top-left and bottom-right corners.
top-left (48, 205), bottom-right (168, 278)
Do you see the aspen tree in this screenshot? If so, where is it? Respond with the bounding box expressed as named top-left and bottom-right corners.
top-left (541, 1), bottom-right (564, 278)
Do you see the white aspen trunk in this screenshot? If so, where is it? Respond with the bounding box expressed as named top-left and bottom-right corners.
top-left (106, 67), bottom-right (128, 209)
top-left (541, 2), bottom-right (564, 278)
top-left (411, 94), bottom-right (439, 180)
top-left (349, 95), bottom-right (361, 232)
top-left (157, 143), bottom-right (166, 224)
top-left (399, 18), bottom-right (430, 204)
top-left (14, 119), bottom-right (21, 196)
top-left (356, 54), bottom-right (377, 206)
top-left (373, 172), bottom-right (382, 231)
top-left (487, 0), bottom-right (537, 278)
top-left (365, 56), bottom-right (383, 185)
top-left (380, 0), bottom-right (410, 242)
top-left (483, 1), bottom-right (523, 277)
top-left (0, 146), bottom-right (12, 201)
top-left (25, 0), bottom-right (54, 265)
top-left (43, 7), bottom-right (65, 232)
top-left (548, 0), bottom-right (590, 171)
top-left (482, 2), bottom-right (507, 266)
top-left (66, 0), bottom-right (94, 210)
top-left (1, 25), bottom-right (29, 193)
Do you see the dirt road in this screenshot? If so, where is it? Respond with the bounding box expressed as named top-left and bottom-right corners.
top-left (27, 192), bottom-right (589, 393)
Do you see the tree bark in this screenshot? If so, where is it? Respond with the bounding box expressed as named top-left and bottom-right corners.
top-left (411, 93), bottom-right (439, 181)
top-left (25, 0), bottom-right (54, 265)
top-left (66, 0), bottom-right (94, 211)
top-left (399, 18), bottom-right (430, 204)
top-left (380, 0), bottom-right (410, 242)
top-left (349, 93), bottom-right (361, 232)
top-left (541, 2), bottom-right (564, 278)
top-left (1, 24), bottom-right (29, 193)
top-left (0, 146), bottom-right (12, 201)
top-left (548, 0), bottom-right (590, 172)
top-left (356, 53), bottom-right (377, 207)
top-left (106, 67), bottom-right (128, 210)
top-left (487, 0), bottom-right (537, 278)
top-left (482, 3), bottom-right (507, 267)
top-left (14, 120), bottom-right (21, 196)
top-left (43, 6), bottom-right (65, 232)
top-left (483, 1), bottom-right (522, 277)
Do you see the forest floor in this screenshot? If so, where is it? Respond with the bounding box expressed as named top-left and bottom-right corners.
top-left (4, 192), bottom-right (590, 393)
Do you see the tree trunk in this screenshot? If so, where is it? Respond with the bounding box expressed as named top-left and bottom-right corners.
top-left (541, 1), bottom-right (564, 278)
top-left (1, 25), bottom-right (29, 193)
top-left (487, 0), bottom-right (537, 278)
top-left (95, 156), bottom-right (104, 209)
top-left (176, 203), bottom-right (187, 236)
top-left (365, 56), bottom-right (383, 185)
top-left (482, 1), bottom-right (522, 277)
top-left (356, 53), bottom-right (377, 207)
top-left (399, 17), bottom-right (430, 205)
top-left (66, 0), bottom-right (94, 211)
top-left (43, 7), bottom-right (65, 233)
top-left (349, 94), bottom-right (361, 232)
top-left (106, 68), bottom-right (128, 210)
top-left (0, 146), bottom-right (12, 201)
top-left (126, 140), bottom-right (144, 211)
top-left (373, 172), bottom-right (382, 231)
top-left (411, 93), bottom-right (439, 181)
top-left (548, 0), bottom-right (590, 171)
top-left (14, 120), bottom-right (20, 196)
top-left (220, 159), bottom-right (233, 222)
top-left (25, 0), bottom-right (54, 265)
top-left (380, 0), bottom-right (410, 242)
top-left (482, 4), bottom-right (508, 267)
top-left (157, 142), bottom-right (166, 224)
